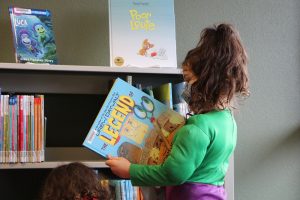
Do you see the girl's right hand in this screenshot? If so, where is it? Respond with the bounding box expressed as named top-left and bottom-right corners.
top-left (105, 155), bottom-right (131, 179)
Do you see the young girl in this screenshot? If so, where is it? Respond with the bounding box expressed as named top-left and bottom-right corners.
top-left (40, 162), bottom-right (110, 200)
top-left (106, 23), bottom-right (249, 200)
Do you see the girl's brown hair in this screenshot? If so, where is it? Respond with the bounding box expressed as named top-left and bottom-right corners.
top-left (40, 162), bottom-right (109, 200)
top-left (183, 23), bottom-right (250, 114)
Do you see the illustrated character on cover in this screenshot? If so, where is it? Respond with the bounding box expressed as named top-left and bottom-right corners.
top-left (138, 38), bottom-right (168, 60)
top-left (18, 29), bottom-right (42, 57)
top-left (33, 23), bottom-right (52, 46)
top-left (138, 39), bottom-right (154, 56)
top-left (117, 142), bottom-right (142, 163)
top-left (33, 22), bottom-right (56, 60)
top-left (148, 111), bottom-right (185, 164)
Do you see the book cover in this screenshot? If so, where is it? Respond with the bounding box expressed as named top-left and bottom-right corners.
top-left (153, 83), bottom-right (173, 109)
top-left (109, 0), bottom-right (177, 68)
top-left (9, 7), bottom-right (58, 64)
top-left (83, 78), bottom-right (185, 165)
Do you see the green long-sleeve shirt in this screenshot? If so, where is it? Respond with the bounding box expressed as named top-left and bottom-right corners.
top-left (130, 109), bottom-right (236, 186)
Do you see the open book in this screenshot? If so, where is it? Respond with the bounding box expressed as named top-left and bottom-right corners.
top-left (83, 78), bottom-right (185, 164)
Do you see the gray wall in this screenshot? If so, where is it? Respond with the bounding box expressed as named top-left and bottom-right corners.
top-left (0, 0), bottom-right (300, 199)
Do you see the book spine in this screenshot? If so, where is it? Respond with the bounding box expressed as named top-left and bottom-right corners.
top-left (30, 95), bottom-right (35, 162)
top-left (40, 95), bottom-right (45, 161)
top-left (4, 95), bottom-right (9, 162)
top-left (24, 95), bottom-right (29, 162)
top-left (13, 95), bottom-right (18, 163)
top-left (36, 95), bottom-right (42, 162)
top-left (8, 95), bottom-right (13, 163)
top-left (0, 92), bottom-right (2, 163)
top-left (18, 95), bottom-right (24, 162)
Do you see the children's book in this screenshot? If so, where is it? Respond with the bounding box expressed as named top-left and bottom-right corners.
top-left (109, 0), bottom-right (177, 68)
top-left (83, 78), bottom-right (185, 165)
top-left (9, 7), bottom-right (58, 64)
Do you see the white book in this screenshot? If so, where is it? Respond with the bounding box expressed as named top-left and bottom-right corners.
top-left (109, 0), bottom-right (177, 68)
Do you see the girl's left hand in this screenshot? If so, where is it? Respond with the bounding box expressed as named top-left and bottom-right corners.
top-left (105, 155), bottom-right (131, 178)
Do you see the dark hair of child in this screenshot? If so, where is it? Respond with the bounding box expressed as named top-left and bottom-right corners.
top-left (40, 162), bottom-right (109, 200)
top-left (183, 23), bottom-right (250, 114)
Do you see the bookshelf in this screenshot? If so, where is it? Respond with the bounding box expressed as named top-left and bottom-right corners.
top-left (0, 62), bottom-right (183, 199)
top-left (0, 63), bottom-right (183, 169)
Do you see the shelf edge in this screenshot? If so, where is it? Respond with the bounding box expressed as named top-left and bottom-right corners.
top-left (0, 63), bottom-right (182, 75)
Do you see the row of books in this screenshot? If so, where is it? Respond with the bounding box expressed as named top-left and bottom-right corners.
top-left (8, 0), bottom-right (177, 68)
top-left (0, 93), bottom-right (45, 163)
top-left (100, 179), bottom-right (143, 200)
top-left (135, 81), bottom-right (189, 117)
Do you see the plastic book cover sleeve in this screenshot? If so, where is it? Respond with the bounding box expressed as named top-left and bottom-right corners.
top-left (83, 78), bottom-right (185, 165)
top-left (9, 7), bottom-right (58, 64)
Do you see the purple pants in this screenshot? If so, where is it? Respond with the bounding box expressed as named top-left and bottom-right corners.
top-left (165, 182), bottom-right (226, 200)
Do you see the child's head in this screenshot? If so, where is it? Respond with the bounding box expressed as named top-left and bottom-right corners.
top-left (182, 23), bottom-right (250, 114)
top-left (41, 162), bottom-right (109, 200)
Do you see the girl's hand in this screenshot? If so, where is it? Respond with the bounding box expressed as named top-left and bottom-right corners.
top-left (105, 155), bottom-right (131, 179)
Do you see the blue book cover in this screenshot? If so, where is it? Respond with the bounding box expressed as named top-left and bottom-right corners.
top-left (9, 7), bottom-right (58, 64)
top-left (83, 78), bottom-right (185, 164)
top-left (109, 0), bottom-right (177, 68)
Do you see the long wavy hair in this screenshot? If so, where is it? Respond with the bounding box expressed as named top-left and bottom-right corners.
top-left (40, 162), bottom-right (109, 200)
top-left (183, 23), bottom-right (250, 114)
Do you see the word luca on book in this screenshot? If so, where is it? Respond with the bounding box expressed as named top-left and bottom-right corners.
top-left (129, 9), bottom-right (155, 31)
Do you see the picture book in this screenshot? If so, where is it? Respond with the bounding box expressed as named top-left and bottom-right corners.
top-left (83, 78), bottom-right (185, 165)
top-left (109, 0), bottom-right (177, 68)
top-left (9, 7), bottom-right (58, 64)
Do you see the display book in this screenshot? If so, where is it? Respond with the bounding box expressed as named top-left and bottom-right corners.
top-left (83, 78), bottom-right (185, 164)
top-left (9, 6), bottom-right (58, 64)
top-left (109, 0), bottom-right (177, 68)
top-left (0, 88), bottom-right (45, 163)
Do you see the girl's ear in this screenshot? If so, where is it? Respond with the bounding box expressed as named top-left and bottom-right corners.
top-left (189, 76), bottom-right (198, 85)
top-left (182, 65), bottom-right (197, 84)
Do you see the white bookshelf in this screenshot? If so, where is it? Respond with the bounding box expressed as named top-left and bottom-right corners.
top-left (0, 63), bottom-right (182, 169)
top-left (0, 62), bottom-right (182, 75)
top-left (0, 147), bottom-right (107, 169)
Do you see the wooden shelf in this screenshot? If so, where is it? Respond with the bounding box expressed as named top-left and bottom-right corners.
top-left (0, 62), bottom-right (182, 75)
top-left (0, 147), bottom-right (108, 169)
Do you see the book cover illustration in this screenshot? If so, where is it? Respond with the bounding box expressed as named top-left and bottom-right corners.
top-left (83, 78), bottom-right (185, 165)
top-left (9, 7), bottom-right (58, 64)
top-left (109, 0), bottom-right (177, 68)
